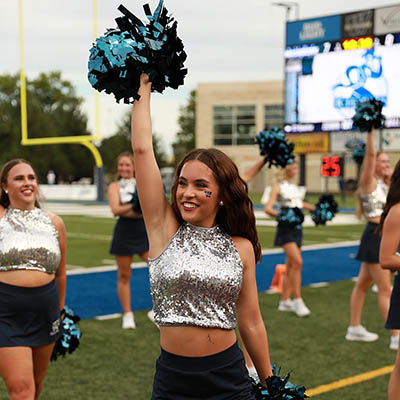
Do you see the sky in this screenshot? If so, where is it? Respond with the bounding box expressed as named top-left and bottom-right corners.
top-left (1, 0), bottom-right (399, 155)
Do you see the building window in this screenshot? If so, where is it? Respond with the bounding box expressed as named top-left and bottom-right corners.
top-left (264, 105), bottom-right (284, 129)
top-left (213, 105), bottom-right (256, 145)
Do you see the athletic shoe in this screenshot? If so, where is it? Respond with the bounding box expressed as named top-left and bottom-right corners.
top-left (122, 311), bottom-right (136, 329)
top-left (390, 335), bottom-right (399, 350)
top-left (371, 283), bottom-right (378, 293)
top-left (147, 309), bottom-right (159, 328)
top-left (345, 325), bottom-right (378, 342)
top-left (278, 299), bottom-right (295, 312)
top-left (293, 298), bottom-right (311, 317)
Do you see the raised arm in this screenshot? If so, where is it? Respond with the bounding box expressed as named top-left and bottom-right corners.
top-left (359, 127), bottom-right (377, 194)
top-left (241, 158), bottom-right (266, 184)
top-left (131, 74), bottom-right (178, 250)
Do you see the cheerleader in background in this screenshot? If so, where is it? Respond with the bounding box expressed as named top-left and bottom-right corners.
top-left (379, 159), bottom-right (400, 398)
top-left (0, 159), bottom-right (66, 399)
top-left (346, 127), bottom-right (399, 349)
top-left (108, 152), bottom-right (150, 329)
top-left (264, 158), bottom-right (315, 317)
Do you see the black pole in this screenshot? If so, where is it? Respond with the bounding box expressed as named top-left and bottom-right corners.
top-left (95, 166), bottom-right (104, 202)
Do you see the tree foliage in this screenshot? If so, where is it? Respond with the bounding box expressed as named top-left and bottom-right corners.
top-left (100, 109), bottom-right (169, 183)
top-left (171, 90), bottom-right (196, 166)
top-left (0, 72), bottom-right (94, 183)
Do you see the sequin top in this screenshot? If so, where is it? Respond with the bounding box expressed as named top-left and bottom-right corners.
top-left (361, 179), bottom-right (388, 218)
top-left (0, 207), bottom-right (61, 274)
top-left (277, 181), bottom-right (306, 209)
top-left (118, 178), bottom-right (136, 204)
top-left (148, 222), bottom-right (244, 329)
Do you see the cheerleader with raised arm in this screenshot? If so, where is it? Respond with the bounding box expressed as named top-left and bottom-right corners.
top-left (264, 158), bottom-right (315, 317)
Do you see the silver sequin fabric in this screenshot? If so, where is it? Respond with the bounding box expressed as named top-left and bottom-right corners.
top-left (277, 181), bottom-right (306, 209)
top-left (118, 178), bottom-right (136, 204)
top-left (361, 179), bottom-right (388, 218)
top-left (148, 222), bottom-right (243, 329)
top-left (0, 207), bottom-right (61, 274)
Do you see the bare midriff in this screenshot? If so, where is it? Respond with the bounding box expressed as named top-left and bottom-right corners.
top-left (160, 326), bottom-right (237, 357)
top-left (366, 217), bottom-right (380, 224)
top-left (0, 270), bottom-right (54, 287)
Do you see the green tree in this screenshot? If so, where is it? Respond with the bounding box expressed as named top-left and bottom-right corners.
top-left (100, 109), bottom-right (169, 182)
top-left (0, 72), bottom-right (94, 182)
top-left (171, 90), bottom-right (196, 166)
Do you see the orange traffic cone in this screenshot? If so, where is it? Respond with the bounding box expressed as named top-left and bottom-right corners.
top-left (269, 264), bottom-right (286, 293)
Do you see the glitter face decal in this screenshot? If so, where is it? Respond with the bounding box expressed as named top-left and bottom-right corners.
top-left (204, 191), bottom-right (212, 198)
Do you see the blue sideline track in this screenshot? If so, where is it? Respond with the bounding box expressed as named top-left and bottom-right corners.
top-left (66, 244), bottom-right (360, 319)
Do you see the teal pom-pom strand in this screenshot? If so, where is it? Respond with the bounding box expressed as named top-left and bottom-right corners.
top-left (51, 306), bottom-right (82, 361)
top-left (252, 365), bottom-right (308, 399)
top-left (312, 195), bottom-right (338, 225)
top-left (255, 127), bottom-right (295, 168)
top-left (352, 98), bottom-right (385, 132)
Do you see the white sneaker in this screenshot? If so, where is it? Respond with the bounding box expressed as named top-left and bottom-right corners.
top-left (147, 310), bottom-right (159, 328)
top-left (390, 335), bottom-right (399, 350)
top-left (292, 298), bottom-right (311, 317)
top-left (122, 311), bottom-right (136, 329)
top-left (278, 299), bottom-right (295, 312)
top-left (371, 284), bottom-right (378, 293)
top-left (345, 325), bottom-right (378, 342)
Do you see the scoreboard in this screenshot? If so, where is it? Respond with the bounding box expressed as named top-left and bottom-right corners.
top-left (283, 5), bottom-right (400, 134)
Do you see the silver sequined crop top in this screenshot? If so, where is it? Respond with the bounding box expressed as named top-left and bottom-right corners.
top-left (148, 222), bottom-right (244, 330)
top-left (0, 207), bottom-right (61, 274)
top-left (277, 181), bottom-right (306, 209)
top-left (361, 179), bottom-right (388, 219)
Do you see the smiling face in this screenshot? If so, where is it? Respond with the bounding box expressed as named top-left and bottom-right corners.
top-left (2, 163), bottom-right (38, 210)
top-left (117, 155), bottom-right (134, 179)
top-left (376, 152), bottom-right (390, 179)
top-left (175, 160), bottom-right (221, 227)
top-left (284, 160), bottom-right (298, 181)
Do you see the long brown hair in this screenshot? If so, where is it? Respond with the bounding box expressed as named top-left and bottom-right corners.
top-left (379, 159), bottom-right (400, 233)
top-left (0, 159), bottom-right (41, 208)
top-left (115, 151), bottom-right (135, 181)
top-left (171, 148), bottom-right (261, 262)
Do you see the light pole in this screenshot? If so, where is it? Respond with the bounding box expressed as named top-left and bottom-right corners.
top-left (272, 2), bottom-right (299, 21)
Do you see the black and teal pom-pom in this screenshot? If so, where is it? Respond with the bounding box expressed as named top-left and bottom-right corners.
top-left (312, 195), bottom-right (338, 226)
top-left (352, 98), bottom-right (385, 132)
top-left (130, 187), bottom-right (142, 214)
top-left (277, 207), bottom-right (304, 229)
top-left (252, 366), bottom-right (308, 400)
top-left (88, 0), bottom-right (187, 103)
top-left (255, 127), bottom-right (295, 168)
top-left (51, 306), bottom-right (82, 362)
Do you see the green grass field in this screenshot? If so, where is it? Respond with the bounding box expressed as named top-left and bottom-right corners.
top-left (1, 213), bottom-right (395, 400)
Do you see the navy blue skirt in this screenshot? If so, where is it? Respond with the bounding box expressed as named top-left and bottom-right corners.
top-left (274, 226), bottom-right (302, 248)
top-left (0, 280), bottom-right (62, 347)
top-left (151, 342), bottom-right (255, 400)
top-left (386, 273), bottom-right (400, 330)
top-left (355, 222), bottom-right (381, 264)
top-left (110, 217), bottom-right (149, 256)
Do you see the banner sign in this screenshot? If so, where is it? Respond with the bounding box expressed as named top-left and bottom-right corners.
top-left (342, 10), bottom-right (374, 39)
top-left (287, 133), bottom-right (329, 154)
top-left (286, 15), bottom-right (342, 46)
top-left (375, 6), bottom-right (400, 35)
